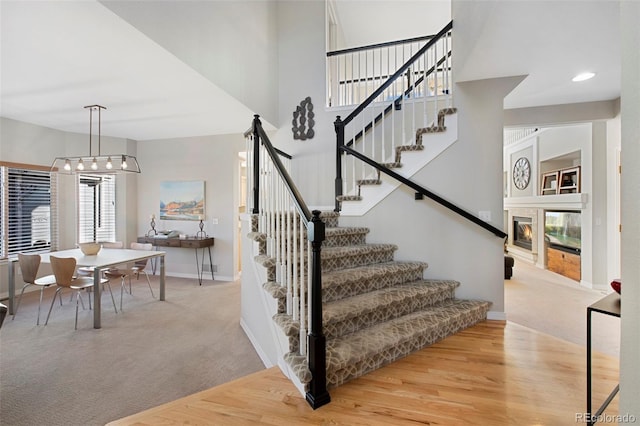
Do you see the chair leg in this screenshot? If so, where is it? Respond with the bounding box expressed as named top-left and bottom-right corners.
top-left (75, 291), bottom-right (80, 330)
top-left (120, 277), bottom-right (126, 311)
top-left (104, 282), bottom-right (118, 314)
top-left (12, 283), bottom-right (31, 320)
top-left (142, 271), bottom-right (155, 298)
top-left (44, 288), bottom-right (62, 326)
top-left (36, 286), bottom-right (47, 325)
top-left (78, 292), bottom-right (86, 310)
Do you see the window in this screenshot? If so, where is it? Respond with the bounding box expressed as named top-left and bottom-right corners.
top-left (77, 174), bottom-right (116, 243)
top-left (0, 164), bottom-right (58, 258)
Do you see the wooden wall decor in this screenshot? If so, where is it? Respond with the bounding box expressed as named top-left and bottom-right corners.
top-left (292, 97), bottom-right (315, 140)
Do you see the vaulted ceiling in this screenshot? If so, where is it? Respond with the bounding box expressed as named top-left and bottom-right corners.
top-left (0, 1), bottom-right (621, 141)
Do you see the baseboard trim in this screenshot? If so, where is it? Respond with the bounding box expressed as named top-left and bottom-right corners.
top-left (487, 311), bottom-right (506, 321)
top-left (163, 272), bottom-right (233, 282)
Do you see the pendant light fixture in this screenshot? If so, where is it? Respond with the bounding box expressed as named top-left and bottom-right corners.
top-left (51, 105), bottom-right (141, 174)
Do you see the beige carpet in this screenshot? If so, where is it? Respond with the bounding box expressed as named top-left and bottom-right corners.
top-left (505, 257), bottom-right (620, 357)
top-left (0, 276), bottom-right (265, 426)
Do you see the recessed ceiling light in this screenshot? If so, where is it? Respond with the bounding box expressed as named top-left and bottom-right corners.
top-left (572, 72), bottom-right (596, 82)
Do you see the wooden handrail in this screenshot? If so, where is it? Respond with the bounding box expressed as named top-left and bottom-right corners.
top-left (254, 117), bottom-right (311, 222)
top-left (327, 34), bottom-right (435, 57)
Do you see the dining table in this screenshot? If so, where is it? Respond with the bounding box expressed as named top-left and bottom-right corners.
top-left (7, 247), bottom-right (166, 329)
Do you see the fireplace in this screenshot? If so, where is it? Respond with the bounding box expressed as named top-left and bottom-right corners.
top-left (513, 216), bottom-right (533, 250)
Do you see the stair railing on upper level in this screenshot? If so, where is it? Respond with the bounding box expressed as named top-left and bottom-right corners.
top-left (334, 21), bottom-right (506, 239)
top-left (333, 21), bottom-right (453, 212)
top-left (326, 34), bottom-right (439, 108)
top-left (246, 115), bottom-right (331, 409)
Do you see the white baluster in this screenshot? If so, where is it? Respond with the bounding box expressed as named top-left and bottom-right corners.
top-left (306, 239), bottom-right (312, 352)
top-left (298, 218), bottom-right (307, 356)
top-left (362, 115), bottom-right (366, 181)
top-left (434, 40), bottom-right (439, 112)
top-left (286, 197), bottom-right (292, 316)
top-left (292, 212), bottom-right (299, 321)
top-left (275, 173), bottom-right (281, 284)
top-left (351, 125), bottom-right (356, 194)
top-left (267, 160), bottom-right (273, 258)
top-left (280, 180), bottom-right (287, 287)
top-left (350, 52), bottom-right (355, 106)
top-left (422, 50), bottom-right (427, 130)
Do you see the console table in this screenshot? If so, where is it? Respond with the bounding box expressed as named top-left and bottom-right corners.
top-left (138, 236), bottom-right (214, 285)
top-left (586, 292), bottom-right (620, 425)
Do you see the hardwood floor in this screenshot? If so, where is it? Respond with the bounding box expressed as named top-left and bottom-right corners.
top-left (108, 321), bottom-right (619, 425)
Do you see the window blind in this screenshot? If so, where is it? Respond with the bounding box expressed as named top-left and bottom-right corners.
top-left (77, 174), bottom-right (116, 243)
top-left (1, 166), bottom-right (58, 258)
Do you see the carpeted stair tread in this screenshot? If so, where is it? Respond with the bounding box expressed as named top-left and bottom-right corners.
top-left (263, 281), bottom-right (286, 299)
top-left (356, 179), bottom-right (382, 186)
top-left (322, 243), bottom-right (397, 259)
top-left (380, 162), bottom-right (403, 169)
top-left (325, 226), bottom-right (369, 235)
top-left (322, 261), bottom-right (428, 302)
top-left (284, 298), bottom-right (491, 387)
top-left (321, 244), bottom-right (398, 272)
top-left (394, 144), bottom-right (425, 162)
top-left (254, 254), bottom-right (275, 268)
top-left (323, 227), bottom-right (370, 247)
top-left (272, 279), bottom-right (459, 339)
top-left (336, 195), bottom-right (362, 202)
top-left (324, 299), bottom-right (491, 386)
top-left (322, 280), bottom-right (460, 339)
top-left (319, 211), bottom-right (340, 228)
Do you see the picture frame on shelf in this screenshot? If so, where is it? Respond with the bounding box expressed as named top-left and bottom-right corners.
top-left (541, 171), bottom-right (559, 195)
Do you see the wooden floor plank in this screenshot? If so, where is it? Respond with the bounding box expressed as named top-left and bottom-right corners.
top-left (108, 321), bottom-right (619, 426)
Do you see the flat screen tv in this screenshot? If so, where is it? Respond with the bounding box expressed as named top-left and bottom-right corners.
top-left (545, 211), bottom-right (581, 253)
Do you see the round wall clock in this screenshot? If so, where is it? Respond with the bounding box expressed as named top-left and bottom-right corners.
top-left (513, 157), bottom-right (531, 190)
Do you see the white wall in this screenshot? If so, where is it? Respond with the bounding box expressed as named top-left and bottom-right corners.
top-left (606, 111), bottom-right (621, 283)
top-left (100, 0), bottom-right (280, 126)
top-left (136, 133), bottom-right (245, 281)
top-left (270, 0), bottom-right (336, 207)
top-left (619, 0), bottom-right (640, 416)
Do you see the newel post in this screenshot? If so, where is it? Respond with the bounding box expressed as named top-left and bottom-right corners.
top-left (334, 116), bottom-right (344, 213)
top-left (305, 210), bottom-right (331, 409)
top-left (252, 114), bottom-right (260, 214)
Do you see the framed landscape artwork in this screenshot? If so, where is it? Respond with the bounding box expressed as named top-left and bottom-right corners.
top-left (159, 180), bottom-right (205, 220)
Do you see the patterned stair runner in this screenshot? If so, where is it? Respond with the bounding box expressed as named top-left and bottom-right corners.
top-left (250, 209), bottom-right (490, 391)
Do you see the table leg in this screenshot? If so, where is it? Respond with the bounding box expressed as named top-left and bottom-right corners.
top-left (159, 255), bottom-right (165, 301)
top-left (8, 259), bottom-right (15, 315)
top-left (587, 308), bottom-right (592, 424)
top-left (93, 267), bottom-right (102, 329)
top-left (150, 246), bottom-right (158, 275)
top-left (195, 248), bottom-right (203, 285)
top-left (208, 246), bottom-right (214, 280)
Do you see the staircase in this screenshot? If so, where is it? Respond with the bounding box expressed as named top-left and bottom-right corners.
top-left (337, 107), bottom-right (458, 215)
top-left (242, 20), bottom-right (504, 408)
top-left (251, 211), bottom-right (491, 391)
